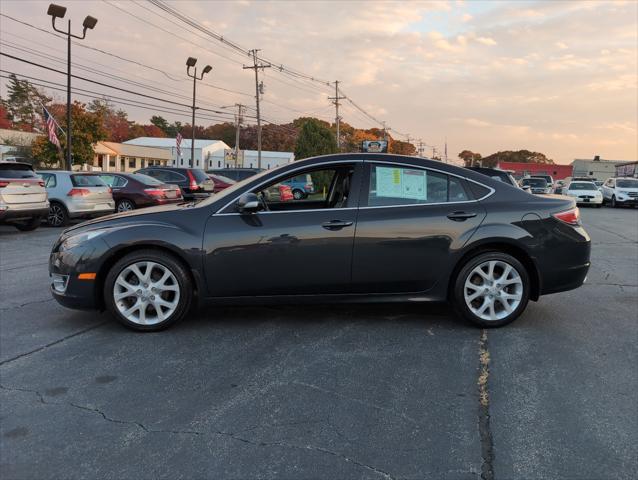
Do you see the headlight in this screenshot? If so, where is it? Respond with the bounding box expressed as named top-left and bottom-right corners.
top-left (62, 229), bottom-right (107, 249)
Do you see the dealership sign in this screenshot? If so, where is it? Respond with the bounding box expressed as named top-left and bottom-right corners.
top-left (361, 140), bottom-right (388, 153)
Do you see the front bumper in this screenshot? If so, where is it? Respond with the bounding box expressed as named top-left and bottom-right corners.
top-left (615, 197), bottom-right (638, 205)
top-left (575, 197), bottom-right (603, 205)
top-left (49, 237), bottom-right (110, 310)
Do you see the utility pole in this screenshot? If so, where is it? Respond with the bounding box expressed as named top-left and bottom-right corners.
top-left (234, 103), bottom-right (244, 167)
top-left (328, 80), bottom-right (346, 150)
top-left (417, 139), bottom-right (426, 157)
top-left (243, 49), bottom-right (270, 169)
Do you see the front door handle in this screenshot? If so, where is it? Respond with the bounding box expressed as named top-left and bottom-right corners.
top-left (321, 220), bottom-right (354, 230)
top-left (447, 211), bottom-right (477, 221)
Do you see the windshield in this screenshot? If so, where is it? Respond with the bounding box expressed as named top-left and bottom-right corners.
top-left (568, 182), bottom-right (597, 191)
top-left (522, 178), bottom-right (547, 187)
top-left (531, 176), bottom-right (551, 182)
top-left (71, 174), bottom-right (106, 187)
top-left (617, 179), bottom-right (638, 188)
top-left (0, 163), bottom-right (37, 178)
top-left (130, 173), bottom-right (164, 186)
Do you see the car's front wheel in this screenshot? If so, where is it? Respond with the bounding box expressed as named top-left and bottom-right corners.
top-left (453, 252), bottom-right (530, 328)
top-left (104, 250), bottom-right (193, 331)
top-left (611, 195), bottom-right (617, 208)
top-left (47, 202), bottom-right (68, 227)
top-left (292, 189), bottom-right (305, 200)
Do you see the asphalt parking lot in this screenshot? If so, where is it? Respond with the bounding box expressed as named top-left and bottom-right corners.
top-left (1, 207), bottom-right (637, 480)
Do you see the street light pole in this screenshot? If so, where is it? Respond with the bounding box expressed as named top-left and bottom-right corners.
top-left (186, 57), bottom-right (212, 169)
top-left (47, 4), bottom-right (97, 171)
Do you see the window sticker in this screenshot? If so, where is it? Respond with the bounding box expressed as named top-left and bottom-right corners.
top-left (376, 167), bottom-right (427, 200)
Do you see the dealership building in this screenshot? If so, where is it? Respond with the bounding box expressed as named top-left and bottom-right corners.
top-left (570, 156), bottom-right (631, 180)
top-left (497, 161), bottom-right (573, 180)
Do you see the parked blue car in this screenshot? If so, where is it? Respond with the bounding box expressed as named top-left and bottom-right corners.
top-left (281, 174), bottom-right (314, 199)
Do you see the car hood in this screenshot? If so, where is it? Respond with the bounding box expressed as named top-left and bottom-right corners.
top-left (62, 202), bottom-right (194, 234)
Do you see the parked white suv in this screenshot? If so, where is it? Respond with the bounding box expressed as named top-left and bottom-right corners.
top-left (602, 177), bottom-right (638, 208)
top-left (0, 162), bottom-right (49, 231)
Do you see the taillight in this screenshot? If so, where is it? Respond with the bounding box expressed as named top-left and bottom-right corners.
top-left (144, 188), bottom-right (165, 198)
top-left (67, 188), bottom-right (91, 197)
top-left (553, 207), bottom-right (580, 225)
top-left (107, 187), bottom-right (112, 194)
top-left (187, 170), bottom-right (199, 190)
top-left (38, 180), bottom-right (45, 187)
top-left (0, 181), bottom-right (9, 188)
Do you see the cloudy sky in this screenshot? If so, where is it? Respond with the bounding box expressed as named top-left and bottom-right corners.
top-left (1, 0), bottom-right (636, 164)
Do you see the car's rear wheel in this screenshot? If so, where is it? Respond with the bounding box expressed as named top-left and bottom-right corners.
top-left (453, 252), bottom-right (530, 328)
top-left (116, 199), bottom-right (135, 212)
top-left (14, 216), bottom-right (42, 231)
top-left (47, 202), bottom-right (68, 227)
top-left (292, 189), bottom-right (304, 200)
top-left (104, 250), bottom-right (193, 331)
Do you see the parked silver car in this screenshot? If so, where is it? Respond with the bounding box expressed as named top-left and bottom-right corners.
top-left (38, 171), bottom-right (115, 226)
top-left (0, 162), bottom-right (49, 231)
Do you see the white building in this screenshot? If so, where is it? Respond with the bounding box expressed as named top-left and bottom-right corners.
top-left (571, 156), bottom-right (633, 181)
top-left (123, 137), bottom-right (230, 169)
top-left (209, 149), bottom-right (295, 170)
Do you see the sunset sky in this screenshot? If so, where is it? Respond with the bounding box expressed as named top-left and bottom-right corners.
top-left (1, 0), bottom-right (636, 165)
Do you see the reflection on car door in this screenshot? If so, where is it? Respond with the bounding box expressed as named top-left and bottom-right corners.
top-left (203, 163), bottom-right (362, 297)
top-left (351, 162), bottom-right (486, 294)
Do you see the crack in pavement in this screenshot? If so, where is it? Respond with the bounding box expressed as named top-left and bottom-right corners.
top-left (0, 383), bottom-right (396, 479)
top-left (0, 320), bottom-right (109, 366)
top-left (0, 298), bottom-right (54, 312)
top-left (478, 330), bottom-right (494, 480)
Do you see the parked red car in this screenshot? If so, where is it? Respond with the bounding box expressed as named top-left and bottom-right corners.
top-left (98, 173), bottom-right (183, 212)
top-left (207, 173), bottom-right (237, 193)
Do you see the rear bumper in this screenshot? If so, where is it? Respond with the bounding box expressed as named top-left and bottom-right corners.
top-left (0, 203), bottom-right (49, 222)
top-left (67, 201), bottom-right (115, 218)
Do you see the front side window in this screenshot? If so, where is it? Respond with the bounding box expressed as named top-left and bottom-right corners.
top-left (368, 165), bottom-right (469, 206)
top-left (256, 167), bottom-right (352, 211)
top-left (41, 173), bottom-right (56, 188)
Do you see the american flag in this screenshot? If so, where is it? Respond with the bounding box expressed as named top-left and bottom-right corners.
top-left (176, 133), bottom-right (183, 158)
top-left (43, 107), bottom-right (61, 149)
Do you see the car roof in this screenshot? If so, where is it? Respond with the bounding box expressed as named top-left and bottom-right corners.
top-left (0, 161), bottom-right (34, 168)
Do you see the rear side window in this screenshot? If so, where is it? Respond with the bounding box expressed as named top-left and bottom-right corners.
top-left (163, 171), bottom-right (187, 183)
top-left (367, 165), bottom-right (469, 206)
top-left (71, 175), bottom-right (106, 187)
top-left (41, 173), bottom-right (57, 188)
top-left (0, 163), bottom-right (36, 178)
top-left (466, 181), bottom-right (491, 199)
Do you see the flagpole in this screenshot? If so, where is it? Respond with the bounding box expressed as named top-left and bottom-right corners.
top-left (41, 103), bottom-right (66, 138)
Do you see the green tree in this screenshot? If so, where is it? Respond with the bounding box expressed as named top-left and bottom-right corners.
top-left (294, 118), bottom-right (337, 160)
top-left (31, 101), bottom-right (106, 168)
top-left (150, 115), bottom-right (170, 135)
top-left (4, 74), bottom-right (51, 131)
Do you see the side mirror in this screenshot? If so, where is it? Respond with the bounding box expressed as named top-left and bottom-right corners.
top-left (237, 192), bottom-right (260, 213)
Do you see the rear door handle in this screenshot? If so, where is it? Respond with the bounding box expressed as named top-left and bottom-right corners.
top-left (447, 211), bottom-right (477, 221)
top-left (321, 220), bottom-right (353, 230)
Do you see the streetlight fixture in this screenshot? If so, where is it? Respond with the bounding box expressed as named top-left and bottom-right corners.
top-left (186, 57), bottom-right (212, 168)
top-left (47, 3), bottom-right (98, 171)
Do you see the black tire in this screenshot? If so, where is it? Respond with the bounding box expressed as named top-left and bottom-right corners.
top-left (611, 195), bottom-right (617, 208)
top-left (116, 199), bottom-right (135, 212)
top-left (292, 189), bottom-right (305, 200)
top-left (14, 216), bottom-right (42, 231)
top-left (596, 203), bottom-right (602, 208)
top-left (104, 249), bottom-right (193, 331)
top-left (47, 202), bottom-right (68, 227)
top-left (453, 252), bottom-right (530, 328)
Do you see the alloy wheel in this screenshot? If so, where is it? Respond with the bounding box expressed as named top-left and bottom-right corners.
top-left (117, 200), bottom-right (134, 212)
top-left (113, 261), bottom-right (180, 325)
top-left (293, 190), bottom-right (304, 200)
top-left (463, 260), bottom-right (523, 322)
top-left (48, 204), bottom-right (65, 227)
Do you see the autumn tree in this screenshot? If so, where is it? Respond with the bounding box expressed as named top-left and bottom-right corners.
top-left (31, 101), bottom-right (106, 168)
top-left (0, 104), bottom-right (12, 129)
top-left (389, 140), bottom-right (416, 156)
top-left (294, 118), bottom-right (337, 160)
top-left (458, 150), bottom-right (482, 167)
top-left (481, 150), bottom-right (554, 168)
